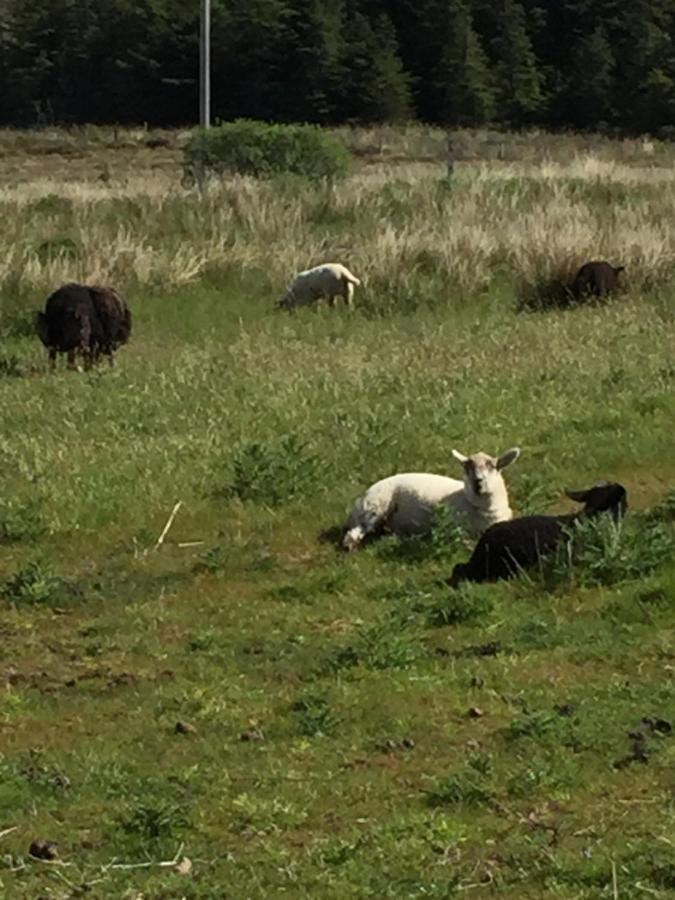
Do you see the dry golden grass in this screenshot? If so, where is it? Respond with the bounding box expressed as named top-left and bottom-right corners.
top-left (1, 125), bottom-right (674, 306)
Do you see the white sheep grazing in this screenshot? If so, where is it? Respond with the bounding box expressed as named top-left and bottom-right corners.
top-left (342, 447), bottom-right (521, 551)
top-left (276, 263), bottom-right (360, 310)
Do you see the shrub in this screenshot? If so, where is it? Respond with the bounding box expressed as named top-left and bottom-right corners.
top-left (2, 562), bottom-right (64, 606)
top-left (358, 621), bottom-right (421, 671)
top-left (183, 120), bottom-right (350, 184)
top-left (428, 583), bottom-right (494, 626)
top-left (426, 755), bottom-right (494, 808)
top-left (291, 693), bottom-right (338, 737)
top-left (217, 434), bottom-right (319, 507)
top-left (547, 516), bottom-right (675, 589)
top-left (0, 498), bottom-right (47, 542)
top-left (645, 489), bottom-right (675, 524)
top-left (325, 612), bottom-right (422, 674)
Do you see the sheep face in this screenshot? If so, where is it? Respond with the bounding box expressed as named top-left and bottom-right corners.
top-left (342, 525), bottom-right (365, 552)
top-left (452, 447), bottom-right (520, 503)
top-left (565, 481), bottom-right (627, 521)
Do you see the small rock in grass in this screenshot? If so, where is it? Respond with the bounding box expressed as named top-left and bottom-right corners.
top-left (29, 839), bottom-right (58, 860)
top-left (554, 703), bottom-right (576, 717)
top-left (468, 707), bottom-right (484, 719)
top-left (401, 737), bottom-right (415, 750)
top-left (175, 721), bottom-right (197, 735)
top-left (240, 728), bottom-right (265, 742)
top-left (175, 856), bottom-right (193, 875)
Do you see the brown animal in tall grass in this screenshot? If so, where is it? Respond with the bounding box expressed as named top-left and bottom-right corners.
top-left (572, 261), bottom-right (624, 299)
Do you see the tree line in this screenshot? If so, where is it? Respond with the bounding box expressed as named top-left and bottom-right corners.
top-left (1, 0), bottom-right (675, 134)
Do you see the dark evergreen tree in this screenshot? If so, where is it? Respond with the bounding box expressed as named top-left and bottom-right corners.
top-left (614, 0), bottom-right (675, 132)
top-left (1, 0), bottom-right (675, 132)
top-left (565, 24), bottom-right (615, 128)
top-left (340, 10), bottom-right (412, 122)
top-left (434, 0), bottom-right (495, 125)
top-left (278, 0), bottom-right (346, 123)
top-left (492, 0), bottom-right (546, 123)
top-left (211, 0), bottom-right (289, 122)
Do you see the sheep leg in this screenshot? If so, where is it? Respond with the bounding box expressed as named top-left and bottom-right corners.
top-left (48, 349), bottom-right (57, 371)
top-left (66, 349), bottom-right (79, 371)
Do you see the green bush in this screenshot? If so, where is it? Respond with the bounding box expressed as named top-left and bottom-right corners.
top-left (183, 120), bottom-right (350, 183)
top-left (428, 583), bottom-right (494, 626)
top-left (291, 693), bottom-right (338, 737)
top-left (426, 755), bottom-right (494, 808)
top-left (547, 515), bottom-right (675, 589)
top-left (2, 562), bottom-right (64, 606)
top-left (218, 434), bottom-right (319, 507)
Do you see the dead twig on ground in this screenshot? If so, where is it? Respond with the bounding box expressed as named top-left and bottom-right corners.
top-left (151, 501), bottom-right (182, 552)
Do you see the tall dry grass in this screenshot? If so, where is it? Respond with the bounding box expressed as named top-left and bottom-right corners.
top-left (1, 147), bottom-right (675, 316)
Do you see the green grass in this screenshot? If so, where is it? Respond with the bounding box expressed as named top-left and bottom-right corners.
top-left (0, 133), bottom-right (674, 898)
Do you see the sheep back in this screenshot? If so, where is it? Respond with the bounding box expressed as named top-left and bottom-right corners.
top-left (37, 283), bottom-right (131, 360)
top-left (280, 263), bottom-right (360, 309)
top-left (89, 286), bottom-right (132, 353)
top-left (572, 261), bottom-right (623, 299)
top-left (39, 283), bottom-right (101, 352)
top-left (450, 515), bottom-right (569, 584)
top-left (343, 473), bottom-right (465, 548)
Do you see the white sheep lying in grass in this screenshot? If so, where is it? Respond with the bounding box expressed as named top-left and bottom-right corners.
top-left (276, 263), bottom-right (361, 310)
top-left (342, 447), bottom-right (521, 551)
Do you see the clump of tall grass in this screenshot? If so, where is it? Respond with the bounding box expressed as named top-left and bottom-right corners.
top-left (2, 137), bottom-right (675, 304)
top-left (545, 516), bottom-right (675, 590)
top-left (213, 434), bottom-right (320, 507)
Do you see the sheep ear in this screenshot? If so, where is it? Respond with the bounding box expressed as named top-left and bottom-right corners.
top-left (452, 449), bottom-right (468, 464)
top-left (565, 488), bottom-right (589, 502)
top-left (497, 447), bottom-right (520, 470)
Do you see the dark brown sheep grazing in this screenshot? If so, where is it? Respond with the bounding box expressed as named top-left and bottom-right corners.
top-left (36, 283), bottom-right (131, 371)
top-left (572, 261), bottom-right (624, 299)
top-left (88, 286), bottom-right (132, 365)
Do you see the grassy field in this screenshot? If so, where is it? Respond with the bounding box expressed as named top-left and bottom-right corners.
top-left (0, 126), bottom-right (674, 899)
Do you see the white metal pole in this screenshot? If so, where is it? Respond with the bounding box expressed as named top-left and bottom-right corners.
top-left (200, 0), bottom-right (211, 128)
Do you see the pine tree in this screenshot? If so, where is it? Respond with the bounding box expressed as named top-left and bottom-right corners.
top-left (614, 0), bottom-right (675, 132)
top-left (211, 0), bottom-right (290, 122)
top-left (493, 0), bottom-right (546, 123)
top-left (340, 11), bottom-right (412, 122)
top-left (567, 23), bottom-right (615, 128)
top-left (434, 0), bottom-right (495, 126)
top-left (279, 0), bottom-right (345, 123)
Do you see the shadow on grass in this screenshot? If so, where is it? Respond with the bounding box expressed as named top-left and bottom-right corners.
top-left (516, 276), bottom-right (579, 313)
top-left (317, 524), bottom-right (344, 549)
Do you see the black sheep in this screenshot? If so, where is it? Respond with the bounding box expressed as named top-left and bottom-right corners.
top-left (572, 261), bottom-right (624, 299)
top-left (449, 482), bottom-right (627, 586)
top-left (36, 283), bottom-right (131, 370)
top-left (88, 286), bottom-right (132, 366)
